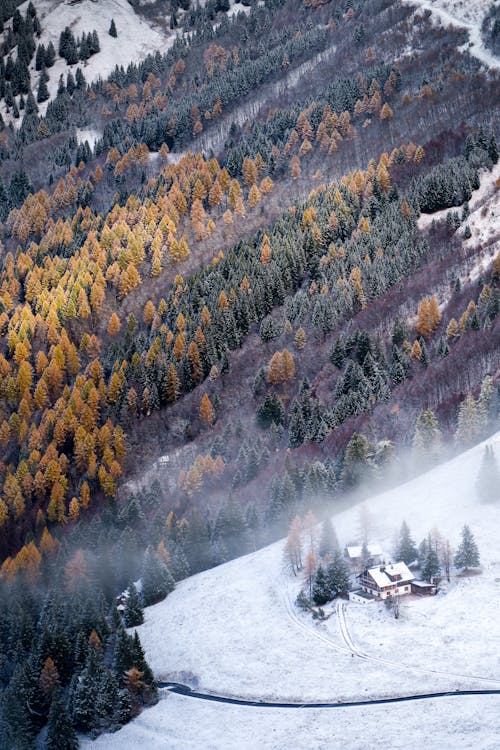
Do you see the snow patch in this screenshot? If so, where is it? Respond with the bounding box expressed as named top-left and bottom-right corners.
top-left (76, 127), bottom-right (102, 148)
top-left (404, 0), bottom-right (499, 68)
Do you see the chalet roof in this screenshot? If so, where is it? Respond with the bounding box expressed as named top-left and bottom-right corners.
top-left (346, 544), bottom-right (383, 559)
top-left (363, 562), bottom-right (414, 588)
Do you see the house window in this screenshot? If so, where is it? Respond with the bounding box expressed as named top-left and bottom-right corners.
top-left (405, 586), bottom-right (409, 591)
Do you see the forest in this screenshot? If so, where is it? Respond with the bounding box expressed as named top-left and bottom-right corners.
top-left (0, 0), bottom-right (498, 746)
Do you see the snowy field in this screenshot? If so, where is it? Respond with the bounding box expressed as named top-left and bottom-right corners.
top-left (405, 0), bottom-right (499, 68)
top-left (81, 692), bottom-right (500, 750)
top-left (82, 434), bottom-right (500, 748)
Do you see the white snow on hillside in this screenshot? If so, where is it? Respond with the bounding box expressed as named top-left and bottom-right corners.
top-left (418, 162), bottom-right (500, 288)
top-left (404, 0), bottom-right (499, 68)
top-left (81, 692), bottom-right (500, 750)
top-left (4, 0), bottom-right (175, 120)
top-left (83, 434), bottom-right (500, 748)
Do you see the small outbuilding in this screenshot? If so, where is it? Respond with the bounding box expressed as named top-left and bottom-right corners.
top-left (345, 544), bottom-right (384, 566)
top-left (411, 580), bottom-right (437, 596)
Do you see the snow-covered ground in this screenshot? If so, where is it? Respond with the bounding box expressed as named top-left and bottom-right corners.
top-left (0, 0), bottom-right (174, 123)
top-left (83, 434), bottom-right (500, 748)
top-left (76, 127), bottom-right (102, 148)
top-left (404, 0), bottom-right (499, 68)
top-left (418, 161), bottom-right (500, 287)
top-left (417, 161), bottom-right (500, 231)
top-left (81, 692), bottom-right (500, 750)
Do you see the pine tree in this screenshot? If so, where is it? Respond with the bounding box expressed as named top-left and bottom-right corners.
top-left (318, 518), bottom-right (339, 559)
top-left (141, 547), bottom-right (174, 606)
top-left (412, 409), bottom-right (441, 464)
top-left (45, 688), bottom-right (78, 750)
top-left (109, 18), bottom-right (117, 37)
top-left (326, 551), bottom-right (350, 596)
top-left (455, 394), bottom-right (479, 446)
top-left (342, 433), bottom-right (370, 488)
top-left (124, 582), bottom-right (144, 627)
top-left (454, 525), bottom-right (480, 570)
top-left (422, 547), bottom-right (440, 582)
top-left (396, 521), bottom-right (418, 564)
top-left (312, 564), bottom-right (330, 605)
top-left (476, 445), bottom-right (499, 504)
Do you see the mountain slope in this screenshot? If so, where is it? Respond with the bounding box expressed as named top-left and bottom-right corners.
top-left (82, 433), bottom-right (500, 749)
top-left (23, 0), bottom-right (171, 107)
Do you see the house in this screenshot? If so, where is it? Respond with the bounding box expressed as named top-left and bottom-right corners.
top-left (357, 562), bottom-right (414, 600)
top-left (411, 580), bottom-right (437, 596)
top-left (345, 544), bottom-right (384, 567)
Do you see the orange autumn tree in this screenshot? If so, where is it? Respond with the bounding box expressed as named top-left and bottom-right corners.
top-left (416, 295), bottom-right (441, 338)
top-left (199, 394), bottom-right (215, 426)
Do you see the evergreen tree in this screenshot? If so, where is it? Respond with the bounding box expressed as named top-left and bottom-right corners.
top-left (318, 518), bottom-right (339, 559)
top-left (454, 525), bottom-right (480, 570)
top-left (71, 648), bottom-right (104, 731)
top-left (342, 433), bottom-right (370, 488)
top-left (109, 18), bottom-right (118, 37)
top-left (422, 547), bottom-right (441, 582)
top-left (256, 391), bottom-right (285, 429)
top-left (455, 394), bottom-right (479, 446)
top-left (37, 71), bottom-right (49, 103)
top-left (45, 689), bottom-right (78, 750)
top-left (288, 401), bottom-right (307, 448)
top-left (412, 409), bottom-right (441, 464)
top-left (59, 27), bottom-right (78, 65)
top-left (312, 564), bottom-right (330, 605)
top-left (45, 41), bottom-right (56, 67)
top-left (141, 548), bottom-right (175, 606)
top-left (326, 551), bottom-right (350, 596)
top-left (396, 521), bottom-right (418, 565)
top-left (476, 445), bottom-right (500, 504)
top-left (124, 582), bottom-right (144, 627)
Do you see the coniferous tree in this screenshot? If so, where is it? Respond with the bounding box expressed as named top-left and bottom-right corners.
top-left (476, 445), bottom-right (500, 504)
top-left (141, 548), bottom-right (175, 606)
top-left (396, 521), bottom-right (418, 565)
top-left (109, 18), bottom-right (118, 37)
top-left (312, 564), bottom-right (330, 605)
top-left (37, 71), bottom-right (49, 103)
top-left (454, 525), bottom-right (480, 570)
top-left (342, 433), bottom-right (370, 488)
top-left (422, 547), bottom-right (441, 582)
top-left (45, 689), bottom-right (78, 750)
top-left (318, 518), bottom-right (339, 559)
top-left (326, 550), bottom-right (350, 596)
top-left (455, 394), bottom-right (479, 446)
top-left (412, 409), bottom-right (441, 465)
top-left (124, 582), bottom-right (144, 627)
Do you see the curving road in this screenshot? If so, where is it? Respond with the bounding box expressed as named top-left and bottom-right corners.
top-left (158, 682), bottom-right (500, 708)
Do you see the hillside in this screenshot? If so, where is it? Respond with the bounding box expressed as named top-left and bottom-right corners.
top-left (82, 434), bottom-right (500, 748)
top-left (0, 0), bottom-right (498, 745)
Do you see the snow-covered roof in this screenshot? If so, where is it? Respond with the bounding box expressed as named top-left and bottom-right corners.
top-left (412, 579), bottom-right (436, 588)
top-left (365, 562), bottom-right (414, 588)
top-left (346, 544), bottom-right (383, 559)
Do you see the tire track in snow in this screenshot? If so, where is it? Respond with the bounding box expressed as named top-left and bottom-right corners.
top-left (335, 598), bottom-right (500, 686)
top-left (280, 575), bottom-right (351, 656)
